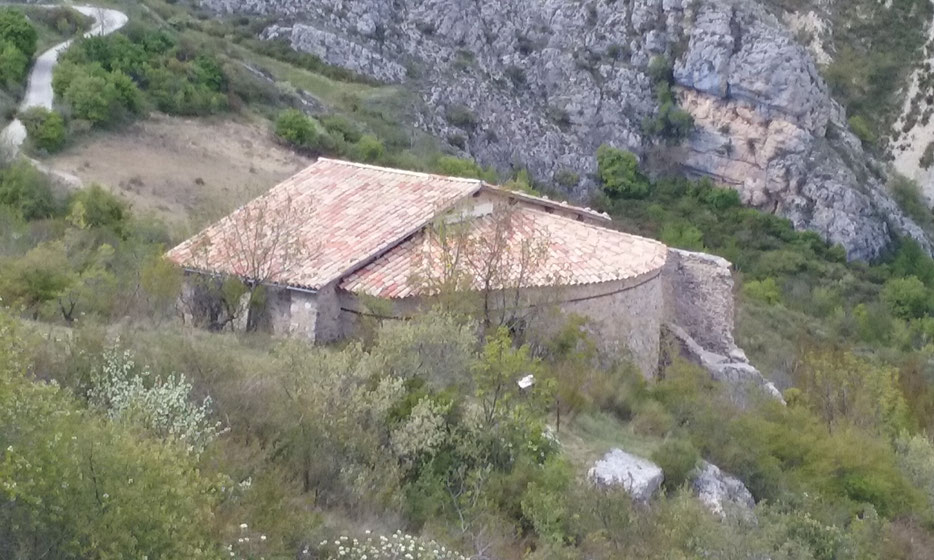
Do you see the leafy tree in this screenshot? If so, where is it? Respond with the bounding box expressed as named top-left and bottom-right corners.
top-left (881, 276), bottom-right (929, 319)
top-left (0, 9), bottom-right (37, 58)
top-left (744, 277), bottom-right (782, 305)
top-left (0, 241), bottom-right (74, 318)
top-left (0, 41), bottom-right (28, 86)
top-left (596, 145), bottom-right (651, 198)
top-left (68, 185), bottom-right (129, 234)
top-left (63, 73), bottom-right (119, 124)
top-left (792, 349), bottom-right (911, 439)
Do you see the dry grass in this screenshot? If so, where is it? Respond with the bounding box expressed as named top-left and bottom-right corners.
top-left (40, 112), bottom-right (312, 231)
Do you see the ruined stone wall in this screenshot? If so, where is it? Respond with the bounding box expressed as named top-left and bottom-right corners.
top-left (662, 248), bottom-right (736, 355)
top-left (661, 248), bottom-right (782, 402)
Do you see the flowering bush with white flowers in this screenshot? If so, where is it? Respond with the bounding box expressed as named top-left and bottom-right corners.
top-left (317, 531), bottom-right (467, 560)
top-left (88, 345), bottom-right (225, 454)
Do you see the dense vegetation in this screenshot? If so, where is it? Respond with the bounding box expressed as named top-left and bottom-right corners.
top-left (3, 137), bottom-right (934, 558)
top-left (5, 1), bottom-right (934, 558)
top-left (0, 9), bottom-right (37, 101)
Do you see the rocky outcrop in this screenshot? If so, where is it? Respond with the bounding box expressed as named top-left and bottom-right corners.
top-left (589, 449), bottom-right (664, 501)
top-left (692, 461), bottom-right (755, 517)
top-left (200, 0), bottom-right (934, 260)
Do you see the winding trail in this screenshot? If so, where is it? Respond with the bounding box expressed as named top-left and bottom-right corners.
top-left (0, 5), bottom-right (128, 155)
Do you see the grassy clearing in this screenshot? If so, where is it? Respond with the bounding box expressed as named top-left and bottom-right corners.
top-left (559, 411), bottom-right (662, 470)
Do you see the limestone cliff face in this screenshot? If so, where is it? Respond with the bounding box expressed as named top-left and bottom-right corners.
top-left (202, 0), bottom-right (932, 260)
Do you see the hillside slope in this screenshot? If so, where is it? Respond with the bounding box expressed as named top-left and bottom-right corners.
top-left (199, 0), bottom-right (933, 260)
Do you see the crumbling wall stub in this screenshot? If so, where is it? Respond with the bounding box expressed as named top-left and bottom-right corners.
top-left (663, 248), bottom-right (737, 355)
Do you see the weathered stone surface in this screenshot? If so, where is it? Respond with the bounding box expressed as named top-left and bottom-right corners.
top-left (663, 248), bottom-right (737, 355)
top-left (692, 461), bottom-right (755, 517)
top-left (668, 323), bottom-right (784, 404)
top-left (589, 449), bottom-right (664, 501)
top-left (198, 0), bottom-right (934, 260)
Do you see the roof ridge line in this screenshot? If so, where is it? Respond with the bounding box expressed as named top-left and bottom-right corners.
top-left (317, 183), bottom-right (484, 289)
top-left (317, 157), bottom-right (484, 184)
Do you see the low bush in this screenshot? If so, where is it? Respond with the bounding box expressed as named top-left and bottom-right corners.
top-left (0, 159), bottom-right (55, 220)
top-left (652, 437), bottom-right (700, 492)
top-left (19, 107), bottom-right (67, 152)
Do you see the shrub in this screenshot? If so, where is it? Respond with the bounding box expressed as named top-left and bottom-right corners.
top-left (19, 107), bottom-right (67, 152)
top-left (0, 160), bottom-right (55, 220)
top-left (68, 184), bottom-right (129, 234)
top-left (889, 174), bottom-right (933, 230)
top-left (317, 531), bottom-right (468, 560)
top-left (275, 108), bottom-right (318, 147)
top-left (921, 142), bottom-right (934, 169)
top-left (848, 114), bottom-right (876, 145)
top-left (555, 169), bottom-right (579, 188)
top-left (881, 276), bottom-right (929, 320)
top-left (0, 9), bottom-right (37, 58)
top-left (434, 155), bottom-right (497, 181)
top-left (703, 187), bottom-right (741, 210)
top-left (445, 104), bottom-right (477, 129)
top-left (647, 55), bottom-right (673, 84)
top-left (0, 337), bottom-right (222, 559)
top-left (88, 346), bottom-right (224, 454)
top-left (596, 145), bottom-right (651, 198)
top-left (744, 277), bottom-right (782, 305)
top-left (321, 114), bottom-right (362, 143)
top-left (659, 223), bottom-right (704, 251)
top-left (354, 134), bottom-right (385, 163)
top-left (0, 41), bottom-right (28, 86)
top-left (652, 438), bottom-right (700, 492)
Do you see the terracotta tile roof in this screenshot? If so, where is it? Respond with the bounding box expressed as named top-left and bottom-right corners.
top-left (340, 205), bottom-right (668, 298)
top-left (166, 158), bottom-right (482, 290)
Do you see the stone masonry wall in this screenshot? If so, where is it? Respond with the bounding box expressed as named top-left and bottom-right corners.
top-left (336, 271), bottom-right (667, 377)
top-left (288, 290), bottom-right (318, 340)
top-left (662, 248), bottom-right (736, 355)
top-left (557, 272), bottom-right (664, 377)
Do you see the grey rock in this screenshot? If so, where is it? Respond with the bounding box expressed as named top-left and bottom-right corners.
top-left (198, 0), bottom-right (934, 260)
top-left (589, 449), bottom-right (664, 501)
top-left (692, 461), bottom-right (755, 517)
